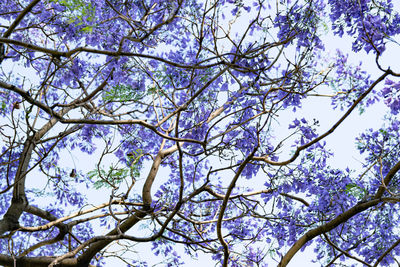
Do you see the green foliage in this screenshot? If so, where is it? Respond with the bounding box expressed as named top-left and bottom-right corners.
top-left (88, 149), bottom-right (143, 189)
top-left (49, 0), bottom-right (96, 32)
top-left (153, 67), bottom-right (179, 87)
top-left (88, 166), bottom-right (127, 189)
top-left (345, 183), bottom-right (366, 200)
top-left (104, 84), bottom-right (147, 102)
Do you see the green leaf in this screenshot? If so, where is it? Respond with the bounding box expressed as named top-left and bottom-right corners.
top-left (104, 84), bottom-right (146, 102)
top-left (88, 166), bottom-right (126, 189)
top-left (81, 26), bottom-right (94, 33)
top-left (48, 0), bottom-right (96, 32)
top-left (345, 183), bottom-right (366, 199)
top-left (89, 149), bottom-right (143, 190)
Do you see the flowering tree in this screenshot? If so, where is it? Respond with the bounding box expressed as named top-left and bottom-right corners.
top-left (1, 0), bottom-right (400, 266)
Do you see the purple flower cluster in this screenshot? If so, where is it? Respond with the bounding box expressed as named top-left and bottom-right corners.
top-left (382, 79), bottom-right (400, 115)
top-left (330, 50), bottom-right (379, 111)
top-left (328, 0), bottom-right (400, 54)
top-left (274, 1), bottom-right (325, 50)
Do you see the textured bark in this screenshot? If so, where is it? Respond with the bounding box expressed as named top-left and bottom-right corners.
top-left (0, 254), bottom-right (97, 267)
top-left (0, 138), bottom-right (33, 235)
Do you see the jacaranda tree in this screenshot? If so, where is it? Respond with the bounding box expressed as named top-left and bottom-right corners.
top-left (1, 0), bottom-right (400, 266)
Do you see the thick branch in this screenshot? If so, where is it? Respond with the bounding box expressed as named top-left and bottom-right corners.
top-left (278, 199), bottom-right (381, 266)
top-left (77, 144), bottom-right (178, 264)
top-left (217, 147), bottom-right (259, 267)
top-left (374, 159), bottom-right (400, 199)
top-left (2, 0), bottom-right (41, 38)
top-left (0, 254), bottom-right (94, 267)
